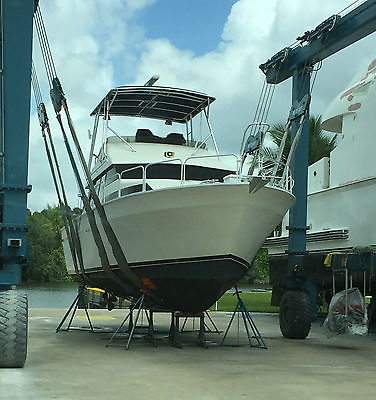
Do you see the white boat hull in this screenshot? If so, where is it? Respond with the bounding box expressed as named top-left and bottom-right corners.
top-left (63, 183), bottom-right (294, 310)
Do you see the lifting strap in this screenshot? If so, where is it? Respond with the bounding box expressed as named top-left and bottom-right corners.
top-left (55, 107), bottom-right (138, 296)
top-left (33, 5), bottom-right (159, 303)
top-left (60, 96), bottom-right (142, 290)
top-left (31, 63), bottom-right (87, 284)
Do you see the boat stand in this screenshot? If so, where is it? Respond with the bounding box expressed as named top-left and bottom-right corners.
top-left (106, 292), bottom-right (156, 350)
top-left (180, 311), bottom-right (221, 335)
top-left (56, 285), bottom-right (94, 333)
top-left (169, 311), bottom-right (218, 348)
top-left (105, 300), bottom-right (222, 350)
top-left (221, 287), bottom-right (267, 349)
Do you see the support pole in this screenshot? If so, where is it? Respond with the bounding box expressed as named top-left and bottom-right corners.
top-left (287, 67), bottom-right (310, 276)
top-left (286, 67), bottom-right (318, 319)
top-left (56, 285), bottom-right (94, 333)
top-left (0, 0), bottom-right (34, 289)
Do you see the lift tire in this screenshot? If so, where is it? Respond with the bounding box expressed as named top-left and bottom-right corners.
top-left (367, 297), bottom-right (376, 330)
top-left (0, 291), bottom-right (28, 368)
top-left (279, 290), bottom-right (312, 339)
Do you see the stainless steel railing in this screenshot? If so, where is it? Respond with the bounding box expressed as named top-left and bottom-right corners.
top-left (106, 152), bottom-right (293, 200)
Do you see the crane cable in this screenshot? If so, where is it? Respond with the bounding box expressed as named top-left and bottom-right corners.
top-left (240, 80), bottom-right (275, 157)
top-left (240, 56), bottom-right (286, 179)
top-left (31, 62), bottom-right (88, 284)
top-left (33, 5), bottom-right (154, 301)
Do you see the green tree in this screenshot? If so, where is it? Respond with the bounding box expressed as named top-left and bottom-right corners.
top-left (268, 115), bottom-right (336, 166)
top-left (25, 205), bottom-right (70, 282)
top-left (241, 249), bottom-right (269, 285)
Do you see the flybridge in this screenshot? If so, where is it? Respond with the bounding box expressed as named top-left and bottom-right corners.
top-left (90, 86), bottom-right (216, 123)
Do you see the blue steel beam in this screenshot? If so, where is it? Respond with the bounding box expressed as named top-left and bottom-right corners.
top-left (0, 0), bottom-right (34, 289)
top-left (287, 69), bottom-right (310, 271)
top-left (260, 0), bottom-right (376, 84)
top-left (259, 0), bottom-right (376, 317)
top-left (287, 68), bottom-right (318, 317)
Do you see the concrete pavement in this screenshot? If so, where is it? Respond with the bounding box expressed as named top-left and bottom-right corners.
top-left (0, 309), bottom-right (375, 400)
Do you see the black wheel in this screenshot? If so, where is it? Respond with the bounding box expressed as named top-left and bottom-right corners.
top-left (279, 290), bottom-right (312, 339)
top-left (367, 296), bottom-right (376, 330)
top-left (0, 291), bottom-right (28, 368)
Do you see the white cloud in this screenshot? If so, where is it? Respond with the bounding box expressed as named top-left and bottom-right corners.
top-left (28, 0), bottom-right (376, 210)
top-left (222, 0), bottom-right (278, 43)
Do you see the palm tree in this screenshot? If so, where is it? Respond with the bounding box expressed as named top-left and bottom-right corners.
top-left (268, 115), bottom-right (336, 166)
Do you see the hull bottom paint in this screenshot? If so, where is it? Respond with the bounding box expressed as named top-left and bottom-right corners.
top-left (84, 255), bottom-right (248, 312)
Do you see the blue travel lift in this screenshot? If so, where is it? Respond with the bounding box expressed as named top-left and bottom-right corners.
top-left (0, 0), bottom-right (35, 367)
top-left (260, 0), bottom-right (376, 338)
top-left (1, 0), bottom-right (376, 369)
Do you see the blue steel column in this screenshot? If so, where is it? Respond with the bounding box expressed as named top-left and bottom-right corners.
top-left (0, 0), bottom-right (34, 289)
top-left (287, 68), bottom-right (310, 274)
top-left (287, 67), bottom-right (317, 315)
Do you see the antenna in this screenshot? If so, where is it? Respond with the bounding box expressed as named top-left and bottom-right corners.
top-left (144, 75), bottom-right (160, 86)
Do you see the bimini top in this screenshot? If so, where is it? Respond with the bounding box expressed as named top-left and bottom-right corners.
top-left (90, 85), bottom-right (216, 124)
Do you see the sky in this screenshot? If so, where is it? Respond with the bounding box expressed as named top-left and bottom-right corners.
top-left (28, 0), bottom-right (375, 210)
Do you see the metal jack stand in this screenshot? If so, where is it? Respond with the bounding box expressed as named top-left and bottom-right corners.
top-left (170, 312), bottom-right (209, 348)
top-left (180, 311), bottom-right (221, 335)
top-left (106, 292), bottom-right (155, 350)
top-left (221, 287), bottom-right (267, 349)
top-left (56, 285), bottom-right (94, 333)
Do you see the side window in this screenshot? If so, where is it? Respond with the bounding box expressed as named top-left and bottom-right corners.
top-left (105, 167), bottom-right (117, 185)
top-left (119, 164), bottom-right (143, 179)
top-left (93, 175), bottom-right (106, 203)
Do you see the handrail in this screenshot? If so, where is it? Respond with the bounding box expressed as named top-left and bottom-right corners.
top-left (120, 165), bottom-right (146, 191)
top-left (258, 155), bottom-right (294, 192)
top-left (112, 152), bottom-right (293, 197)
top-left (120, 165), bottom-right (145, 179)
top-left (183, 153), bottom-right (240, 181)
top-left (145, 158), bottom-right (183, 190)
top-left (143, 158), bottom-right (183, 190)
top-left (239, 122), bottom-right (270, 155)
top-left (107, 126), bottom-right (136, 152)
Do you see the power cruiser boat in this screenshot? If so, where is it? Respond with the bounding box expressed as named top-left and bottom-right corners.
top-left (62, 84), bottom-right (295, 311)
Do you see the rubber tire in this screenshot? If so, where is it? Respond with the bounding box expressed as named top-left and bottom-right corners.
top-left (0, 291), bottom-right (28, 368)
top-left (279, 290), bottom-right (312, 339)
top-left (367, 297), bottom-right (376, 329)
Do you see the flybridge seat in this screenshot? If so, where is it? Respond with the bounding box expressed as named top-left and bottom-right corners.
top-left (135, 129), bottom-right (186, 145)
top-left (165, 133), bottom-right (186, 145)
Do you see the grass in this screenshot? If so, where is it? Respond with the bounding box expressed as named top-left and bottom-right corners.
top-left (210, 291), bottom-right (372, 314)
top-left (210, 291), bottom-right (279, 313)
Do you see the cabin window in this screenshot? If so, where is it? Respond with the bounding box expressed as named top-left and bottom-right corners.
top-left (105, 191), bottom-right (118, 202)
top-left (118, 164), bottom-right (232, 181)
top-left (120, 183), bottom-right (152, 196)
top-left (95, 163), bottom-right (234, 184)
top-left (120, 165), bottom-right (143, 179)
top-left (104, 183), bottom-right (153, 202)
top-left (105, 167), bottom-right (118, 185)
